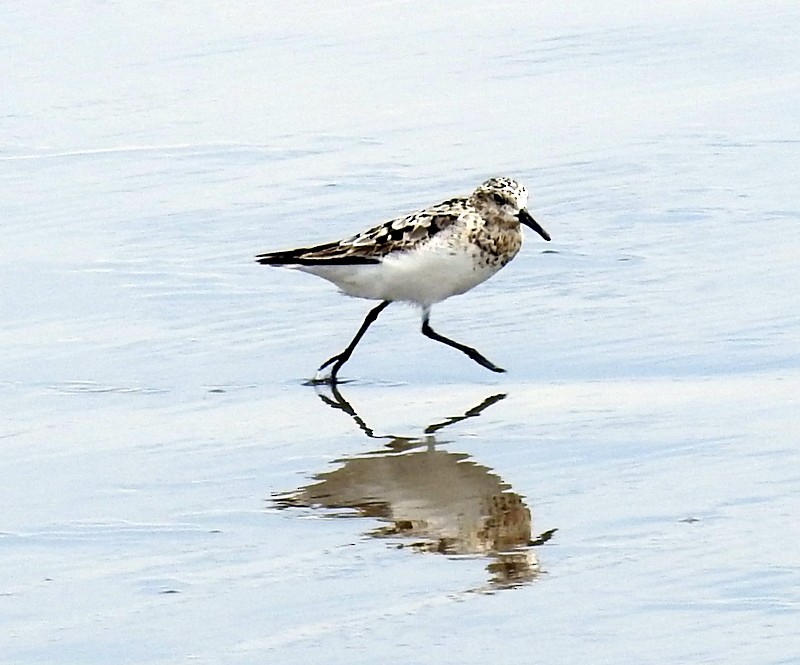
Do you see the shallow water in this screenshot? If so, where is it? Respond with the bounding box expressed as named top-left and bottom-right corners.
top-left (3, 2), bottom-right (800, 663)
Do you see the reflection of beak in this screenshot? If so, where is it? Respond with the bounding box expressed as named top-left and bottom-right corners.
top-left (518, 209), bottom-right (551, 241)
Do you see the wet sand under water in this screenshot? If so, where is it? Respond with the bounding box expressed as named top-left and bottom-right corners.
top-left (3, 1), bottom-right (800, 663)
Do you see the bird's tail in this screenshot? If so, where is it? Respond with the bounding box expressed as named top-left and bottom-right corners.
top-left (255, 247), bottom-right (317, 265)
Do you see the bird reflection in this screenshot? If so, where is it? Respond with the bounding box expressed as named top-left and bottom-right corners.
top-left (274, 386), bottom-right (555, 591)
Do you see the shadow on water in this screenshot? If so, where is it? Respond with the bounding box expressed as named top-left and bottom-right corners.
top-left (274, 386), bottom-right (556, 592)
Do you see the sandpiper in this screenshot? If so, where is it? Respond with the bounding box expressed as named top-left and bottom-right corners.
top-left (256, 177), bottom-right (550, 383)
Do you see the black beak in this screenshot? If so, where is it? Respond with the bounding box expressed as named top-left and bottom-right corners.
top-left (518, 208), bottom-right (551, 241)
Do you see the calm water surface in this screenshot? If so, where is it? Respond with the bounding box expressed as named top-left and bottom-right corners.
top-left (2, 2), bottom-right (799, 663)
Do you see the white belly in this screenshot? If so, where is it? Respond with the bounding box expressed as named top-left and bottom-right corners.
top-left (298, 244), bottom-right (505, 306)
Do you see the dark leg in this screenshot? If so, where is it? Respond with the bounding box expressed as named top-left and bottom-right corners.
top-left (421, 308), bottom-right (506, 373)
top-left (316, 301), bottom-right (391, 384)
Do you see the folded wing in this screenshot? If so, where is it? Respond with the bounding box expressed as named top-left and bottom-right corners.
top-left (256, 198), bottom-right (467, 267)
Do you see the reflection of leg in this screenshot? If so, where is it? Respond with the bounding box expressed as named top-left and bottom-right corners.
top-left (317, 300), bottom-right (391, 383)
top-left (424, 393), bottom-right (507, 435)
top-left (317, 383), bottom-right (377, 438)
top-left (318, 382), bottom-right (507, 446)
top-left (420, 308), bottom-right (506, 373)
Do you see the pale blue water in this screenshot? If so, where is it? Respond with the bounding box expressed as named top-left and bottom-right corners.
top-left (2, 2), bottom-right (799, 663)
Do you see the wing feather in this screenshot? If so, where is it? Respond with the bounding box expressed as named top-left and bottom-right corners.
top-left (256, 197), bottom-right (469, 266)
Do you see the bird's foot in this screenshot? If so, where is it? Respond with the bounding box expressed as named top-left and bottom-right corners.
top-left (470, 352), bottom-right (506, 373)
top-left (305, 355), bottom-right (345, 385)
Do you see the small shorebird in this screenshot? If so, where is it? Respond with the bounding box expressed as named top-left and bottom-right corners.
top-left (256, 177), bottom-right (550, 383)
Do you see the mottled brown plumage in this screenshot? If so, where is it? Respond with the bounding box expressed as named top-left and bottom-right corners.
top-left (256, 198), bottom-right (469, 266)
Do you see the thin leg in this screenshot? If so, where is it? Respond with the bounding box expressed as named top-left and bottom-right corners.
top-left (316, 300), bottom-right (391, 383)
top-left (421, 308), bottom-right (505, 373)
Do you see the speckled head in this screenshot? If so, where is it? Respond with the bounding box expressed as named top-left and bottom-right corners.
top-left (471, 177), bottom-right (528, 213)
top-left (470, 177), bottom-right (551, 242)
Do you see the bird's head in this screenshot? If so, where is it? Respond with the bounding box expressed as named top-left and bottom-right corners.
top-left (470, 177), bottom-right (550, 242)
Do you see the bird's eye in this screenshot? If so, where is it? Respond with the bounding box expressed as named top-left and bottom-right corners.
top-left (492, 193), bottom-right (505, 205)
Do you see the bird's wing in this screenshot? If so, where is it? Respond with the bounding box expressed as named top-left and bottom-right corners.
top-left (256, 198), bottom-right (469, 266)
